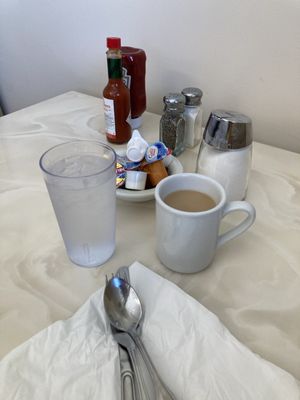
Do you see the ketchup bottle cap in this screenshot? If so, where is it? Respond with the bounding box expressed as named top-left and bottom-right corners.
top-left (107, 37), bottom-right (121, 49)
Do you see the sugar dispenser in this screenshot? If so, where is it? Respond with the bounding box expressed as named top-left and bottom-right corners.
top-left (196, 110), bottom-right (252, 201)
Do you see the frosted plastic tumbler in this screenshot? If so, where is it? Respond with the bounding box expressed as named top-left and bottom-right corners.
top-left (40, 140), bottom-right (116, 267)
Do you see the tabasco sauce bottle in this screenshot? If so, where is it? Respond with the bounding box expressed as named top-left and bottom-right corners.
top-left (103, 37), bottom-right (131, 144)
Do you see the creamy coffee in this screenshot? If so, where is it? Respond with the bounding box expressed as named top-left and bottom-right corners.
top-left (163, 190), bottom-right (216, 212)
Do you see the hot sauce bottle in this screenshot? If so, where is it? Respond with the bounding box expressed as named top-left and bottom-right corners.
top-left (103, 37), bottom-right (131, 144)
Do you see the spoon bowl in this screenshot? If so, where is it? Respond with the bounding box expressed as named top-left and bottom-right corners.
top-left (104, 277), bottom-right (142, 332)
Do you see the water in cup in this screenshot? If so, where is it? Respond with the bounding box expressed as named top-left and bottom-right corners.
top-left (40, 141), bottom-right (116, 268)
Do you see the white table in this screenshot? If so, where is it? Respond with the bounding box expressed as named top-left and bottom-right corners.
top-left (0, 91), bottom-right (299, 381)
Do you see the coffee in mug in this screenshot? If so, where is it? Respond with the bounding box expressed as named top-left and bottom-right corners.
top-left (155, 173), bottom-right (256, 273)
top-left (163, 190), bottom-right (216, 212)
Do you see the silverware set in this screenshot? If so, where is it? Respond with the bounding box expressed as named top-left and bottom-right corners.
top-left (104, 267), bottom-right (176, 400)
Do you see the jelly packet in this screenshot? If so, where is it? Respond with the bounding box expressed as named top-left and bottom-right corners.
top-left (116, 161), bottom-right (126, 188)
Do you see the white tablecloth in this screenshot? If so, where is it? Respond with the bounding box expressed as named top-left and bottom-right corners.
top-left (0, 262), bottom-right (299, 399)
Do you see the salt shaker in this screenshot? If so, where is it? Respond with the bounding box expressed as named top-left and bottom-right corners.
top-left (196, 110), bottom-right (252, 201)
top-left (159, 93), bottom-right (185, 157)
top-left (181, 87), bottom-right (203, 148)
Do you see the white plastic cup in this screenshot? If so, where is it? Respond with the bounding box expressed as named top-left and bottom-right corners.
top-left (40, 140), bottom-right (116, 268)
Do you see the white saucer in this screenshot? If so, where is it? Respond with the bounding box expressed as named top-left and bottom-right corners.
top-left (116, 155), bottom-right (183, 202)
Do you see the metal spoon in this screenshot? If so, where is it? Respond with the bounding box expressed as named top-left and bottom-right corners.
top-left (103, 276), bottom-right (176, 400)
top-left (115, 267), bottom-right (152, 400)
top-left (106, 272), bottom-right (150, 400)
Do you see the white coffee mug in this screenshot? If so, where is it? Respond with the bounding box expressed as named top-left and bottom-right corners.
top-left (155, 173), bottom-right (256, 273)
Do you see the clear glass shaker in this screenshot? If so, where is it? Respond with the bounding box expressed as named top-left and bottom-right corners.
top-left (159, 93), bottom-right (185, 156)
top-left (196, 110), bottom-right (253, 201)
top-left (181, 87), bottom-right (203, 148)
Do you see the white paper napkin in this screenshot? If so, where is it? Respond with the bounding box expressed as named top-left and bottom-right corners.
top-left (0, 261), bottom-right (299, 399)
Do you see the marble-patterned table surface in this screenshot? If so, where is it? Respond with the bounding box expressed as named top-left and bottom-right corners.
top-left (0, 91), bottom-right (299, 381)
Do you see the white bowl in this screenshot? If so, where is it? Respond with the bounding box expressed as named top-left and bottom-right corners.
top-left (116, 155), bottom-right (184, 202)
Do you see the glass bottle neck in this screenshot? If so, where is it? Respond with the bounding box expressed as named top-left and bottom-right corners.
top-left (107, 49), bottom-right (123, 79)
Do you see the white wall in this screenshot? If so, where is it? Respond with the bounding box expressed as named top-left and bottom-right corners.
top-left (0, 0), bottom-right (299, 152)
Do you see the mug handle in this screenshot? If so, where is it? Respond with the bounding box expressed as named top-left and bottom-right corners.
top-left (217, 201), bottom-right (256, 248)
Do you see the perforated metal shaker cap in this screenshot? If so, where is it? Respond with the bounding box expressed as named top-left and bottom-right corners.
top-left (181, 87), bottom-right (203, 106)
top-left (203, 110), bottom-right (252, 150)
top-left (163, 93), bottom-right (185, 112)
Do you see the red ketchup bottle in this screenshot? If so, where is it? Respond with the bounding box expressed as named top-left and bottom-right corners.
top-left (121, 46), bottom-right (146, 129)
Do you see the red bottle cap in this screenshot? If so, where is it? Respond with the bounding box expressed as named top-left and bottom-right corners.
top-left (107, 37), bottom-right (121, 49)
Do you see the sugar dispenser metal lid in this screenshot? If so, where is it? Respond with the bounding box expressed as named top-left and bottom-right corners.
top-left (203, 110), bottom-right (252, 150)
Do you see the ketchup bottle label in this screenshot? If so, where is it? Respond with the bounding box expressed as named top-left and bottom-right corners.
top-left (122, 67), bottom-right (131, 89)
top-left (103, 98), bottom-right (116, 136)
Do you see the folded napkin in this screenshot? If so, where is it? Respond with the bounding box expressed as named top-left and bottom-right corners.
top-left (0, 262), bottom-right (299, 399)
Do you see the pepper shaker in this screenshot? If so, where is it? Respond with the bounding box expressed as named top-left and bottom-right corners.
top-left (181, 87), bottom-right (203, 148)
top-left (159, 93), bottom-right (185, 157)
top-left (196, 110), bottom-right (252, 201)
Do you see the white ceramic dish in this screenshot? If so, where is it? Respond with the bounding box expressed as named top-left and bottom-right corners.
top-left (116, 155), bottom-right (184, 202)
